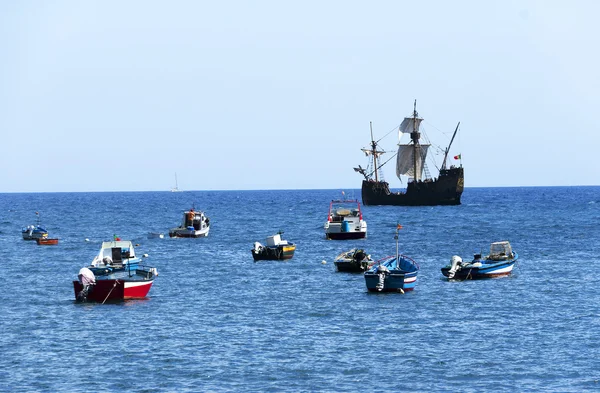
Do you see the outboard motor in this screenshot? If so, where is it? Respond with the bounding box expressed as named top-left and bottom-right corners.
top-left (376, 264), bottom-right (389, 291)
top-left (353, 249), bottom-right (366, 263)
top-left (77, 267), bottom-right (96, 302)
top-left (448, 255), bottom-right (463, 279)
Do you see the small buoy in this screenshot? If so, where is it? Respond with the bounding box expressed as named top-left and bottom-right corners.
top-left (135, 243), bottom-right (140, 246)
top-left (321, 260), bottom-right (327, 265)
top-left (143, 253), bottom-right (149, 257)
top-left (85, 238), bottom-right (90, 242)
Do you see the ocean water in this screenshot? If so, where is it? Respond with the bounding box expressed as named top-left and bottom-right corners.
top-left (1, 187), bottom-right (599, 392)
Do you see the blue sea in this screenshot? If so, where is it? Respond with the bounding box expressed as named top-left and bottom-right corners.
top-left (1, 187), bottom-right (599, 392)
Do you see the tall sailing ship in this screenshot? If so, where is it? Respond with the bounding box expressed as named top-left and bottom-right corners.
top-left (354, 101), bottom-right (464, 206)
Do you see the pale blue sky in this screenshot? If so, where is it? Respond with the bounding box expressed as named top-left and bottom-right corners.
top-left (1, 0), bottom-right (598, 192)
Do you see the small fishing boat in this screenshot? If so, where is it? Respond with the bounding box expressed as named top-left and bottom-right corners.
top-left (252, 232), bottom-right (296, 261)
top-left (441, 241), bottom-right (518, 280)
top-left (324, 199), bottom-right (367, 240)
top-left (169, 207), bottom-right (210, 238)
top-left (22, 212), bottom-right (48, 240)
top-left (333, 248), bottom-right (373, 272)
top-left (364, 225), bottom-right (419, 292)
top-left (73, 240), bottom-right (158, 302)
top-left (36, 237), bottom-right (59, 245)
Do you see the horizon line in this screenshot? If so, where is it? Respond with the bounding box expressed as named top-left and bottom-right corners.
top-left (1, 184), bottom-right (599, 194)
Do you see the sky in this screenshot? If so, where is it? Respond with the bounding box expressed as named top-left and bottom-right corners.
top-left (1, 0), bottom-right (599, 192)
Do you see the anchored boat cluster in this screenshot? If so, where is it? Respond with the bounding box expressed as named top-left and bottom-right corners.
top-left (31, 102), bottom-right (516, 301)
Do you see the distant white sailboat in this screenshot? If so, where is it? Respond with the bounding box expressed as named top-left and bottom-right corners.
top-left (171, 173), bottom-right (182, 192)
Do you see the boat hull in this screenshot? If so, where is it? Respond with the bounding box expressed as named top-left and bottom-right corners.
top-left (169, 227), bottom-right (210, 238)
top-left (326, 231), bottom-right (366, 240)
top-left (252, 244), bottom-right (296, 261)
top-left (361, 167), bottom-right (464, 206)
top-left (73, 278), bottom-right (154, 302)
top-left (22, 231), bottom-right (48, 240)
top-left (364, 271), bottom-right (418, 292)
top-left (36, 238), bottom-right (58, 245)
top-left (334, 260), bottom-right (369, 272)
top-left (441, 259), bottom-right (516, 280)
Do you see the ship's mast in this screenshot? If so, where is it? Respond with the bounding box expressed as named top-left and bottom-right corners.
top-left (441, 122), bottom-right (460, 170)
top-left (410, 100), bottom-right (420, 181)
top-left (356, 123), bottom-right (386, 182)
top-left (370, 122), bottom-right (379, 182)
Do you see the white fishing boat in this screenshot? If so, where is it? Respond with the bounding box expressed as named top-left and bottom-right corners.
top-left (169, 207), bottom-right (210, 238)
top-left (324, 199), bottom-right (367, 240)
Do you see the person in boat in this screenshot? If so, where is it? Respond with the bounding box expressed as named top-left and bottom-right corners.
top-left (353, 249), bottom-right (366, 263)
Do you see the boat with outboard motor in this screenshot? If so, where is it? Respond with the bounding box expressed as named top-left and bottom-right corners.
top-left (364, 225), bottom-right (419, 293)
top-left (334, 248), bottom-right (373, 272)
top-left (169, 207), bottom-right (210, 238)
top-left (354, 100), bottom-right (464, 206)
top-left (324, 199), bottom-right (367, 240)
top-left (441, 241), bottom-right (518, 280)
top-left (251, 232), bottom-right (296, 261)
top-left (22, 212), bottom-right (48, 240)
top-left (73, 240), bottom-right (158, 302)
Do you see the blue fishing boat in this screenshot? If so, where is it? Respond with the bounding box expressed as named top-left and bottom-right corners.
top-left (364, 225), bottom-right (419, 293)
top-left (441, 241), bottom-right (518, 279)
top-left (22, 212), bottom-right (48, 240)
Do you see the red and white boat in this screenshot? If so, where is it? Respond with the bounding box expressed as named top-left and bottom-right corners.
top-left (324, 199), bottom-right (367, 240)
top-left (73, 240), bottom-right (158, 303)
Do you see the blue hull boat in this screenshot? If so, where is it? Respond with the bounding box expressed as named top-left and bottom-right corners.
top-left (363, 225), bottom-right (419, 293)
top-left (364, 255), bottom-right (419, 292)
top-left (22, 212), bottom-right (49, 240)
top-left (22, 225), bottom-right (48, 240)
top-left (441, 241), bottom-right (518, 280)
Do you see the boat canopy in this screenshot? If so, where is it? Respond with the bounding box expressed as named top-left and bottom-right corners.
top-left (490, 241), bottom-right (512, 258)
top-left (98, 241), bottom-right (136, 259)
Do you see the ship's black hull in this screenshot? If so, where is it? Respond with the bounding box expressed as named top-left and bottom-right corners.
top-left (361, 167), bottom-right (464, 206)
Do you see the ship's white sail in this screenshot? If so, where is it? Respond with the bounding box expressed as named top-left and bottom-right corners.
top-left (399, 117), bottom-right (423, 134)
top-left (396, 144), bottom-right (430, 180)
